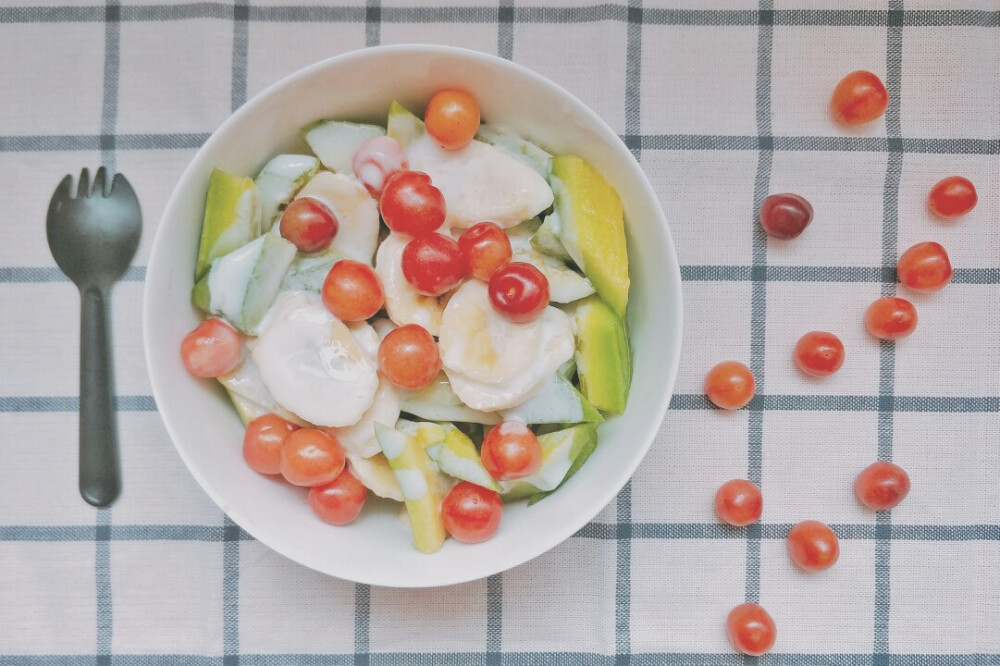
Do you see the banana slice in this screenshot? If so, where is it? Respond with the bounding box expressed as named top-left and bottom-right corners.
top-left (439, 281), bottom-right (538, 383)
top-left (252, 291), bottom-right (378, 427)
top-left (327, 376), bottom-right (401, 458)
top-left (295, 171), bottom-right (379, 264)
top-left (374, 233), bottom-right (445, 336)
top-left (439, 281), bottom-right (575, 411)
top-left (347, 453), bottom-right (403, 501)
top-left (347, 320), bottom-right (381, 358)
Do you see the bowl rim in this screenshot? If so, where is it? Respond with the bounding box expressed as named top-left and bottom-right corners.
top-left (144, 43), bottom-right (683, 587)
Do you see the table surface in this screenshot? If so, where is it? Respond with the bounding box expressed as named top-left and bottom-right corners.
top-left (1, 1), bottom-right (998, 664)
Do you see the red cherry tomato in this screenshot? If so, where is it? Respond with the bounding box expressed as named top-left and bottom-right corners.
top-left (704, 361), bottom-right (755, 410)
top-left (309, 470), bottom-right (367, 525)
top-left (726, 603), bottom-right (777, 656)
top-left (715, 479), bottom-right (763, 527)
top-left (379, 171), bottom-right (446, 237)
top-left (793, 331), bottom-right (845, 377)
top-left (401, 233), bottom-right (465, 296)
top-left (377, 324), bottom-right (441, 390)
top-left (487, 262), bottom-right (549, 324)
top-left (180, 318), bottom-right (242, 378)
top-left (787, 520), bottom-right (840, 572)
top-left (458, 222), bottom-right (512, 281)
top-left (865, 297), bottom-right (917, 340)
top-left (897, 242), bottom-right (952, 293)
top-left (279, 428), bottom-right (346, 487)
top-left (928, 176), bottom-right (977, 219)
top-left (759, 193), bottom-right (813, 240)
top-left (855, 461), bottom-right (911, 510)
top-left (243, 414), bottom-right (299, 475)
top-left (321, 259), bottom-right (385, 321)
top-left (481, 421), bottom-right (542, 481)
top-left (425, 89), bottom-right (481, 151)
top-left (352, 135), bottom-right (408, 197)
top-left (441, 481), bottom-right (502, 543)
top-left (280, 197), bottom-right (338, 252)
top-left (831, 70), bottom-right (889, 125)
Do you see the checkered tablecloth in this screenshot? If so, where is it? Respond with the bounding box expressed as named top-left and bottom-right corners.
top-left (2, 1), bottom-right (998, 663)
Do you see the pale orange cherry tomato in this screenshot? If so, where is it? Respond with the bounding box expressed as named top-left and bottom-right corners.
top-left (787, 520), bottom-right (839, 572)
top-left (481, 421), bottom-right (542, 481)
top-left (855, 461), bottom-right (911, 510)
top-left (928, 176), bottom-right (977, 219)
top-left (897, 242), bottom-right (952, 293)
top-left (243, 414), bottom-right (299, 475)
top-left (180, 318), bottom-right (242, 378)
top-left (280, 428), bottom-right (346, 487)
top-left (705, 361), bottom-right (756, 410)
top-left (715, 479), bottom-right (763, 527)
top-left (377, 324), bottom-right (441, 390)
top-left (309, 470), bottom-right (367, 525)
top-left (864, 297), bottom-right (917, 340)
top-left (726, 602), bottom-right (777, 656)
top-left (831, 70), bottom-right (888, 125)
top-left (321, 259), bottom-right (385, 321)
top-left (794, 331), bottom-right (845, 377)
top-left (425, 89), bottom-right (481, 150)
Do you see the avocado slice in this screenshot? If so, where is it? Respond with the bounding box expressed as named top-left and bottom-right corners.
top-left (254, 154), bottom-right (320, 232)
top-left (374, 423), bottom-right (447, 553)
top-left (195, 169), bottom-right (262, 281)
top-left (386, 101), bottom-right (425, 149)
top-left (192, 233), bottom-right (297, 334)
top-left (425, 424), bottom-right (500, 492)
top-left (550, 155), bottom-right (630, 317)
top-left (570, 295), bottom-right (631, 415)
top-left (476, 124), bottom-right (553, 179)
top-left (501, 373), bottom-right (603, 425)
top-left (500, 424), bottom-right (598, 501)
top-left (302, 120), bottom-right (384, 173)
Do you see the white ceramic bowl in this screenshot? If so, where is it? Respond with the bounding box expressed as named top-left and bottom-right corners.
top-left (144, 45), bottom-right (682, 587)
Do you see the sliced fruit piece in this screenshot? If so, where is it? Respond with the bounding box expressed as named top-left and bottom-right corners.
top-left (302, 120), bottom-right (384, 174)
top-left (550, 155), bottom-right (629, 317)
top-left (475, 124), bottom-right (553, 179)
top-left (397, 421), bottom-right (457, 498)
top-left (225, 387), bottom-right (269, 426)
top-left (294, 171), bottom-right (379, 265)
top-left (507, 219), bottom-right (595, 303)
top-left (328, 375), bottom-right (401, 458)
top-left (375, 232), bottom-right (445, 336)
top-left (399, 372), bottom-right (501, 425)
top-left (501, 373), bottom-right (603, 425)
top-left (531, 211), bottom-right (572, 262)
top-left (374, 422), bottom-right (448, 553)
top-left (425, 425), bottom-right (500, 492)
top-left (279, 247), bottom-right (346, 294)
top-left (526, 430), bottom-right (599, 505)
top-left (255, 154), bottom-right (320, 232)
top-left (500, 424), bottom-right (598, 500)
top-left (195, 169), bottom-right (262, 280)
top-left (386, 101), bottom-right (425, 149)
top-left (406, 133), bottom-right (553, 229)
top-left (570, 295), bottom-right (631, 415)
top-left (347, 453), bottom-right (403, 502)
top-left (217, 350), bottom-right (309, 427)
top-left (194, 233), bottom-right (298, 334)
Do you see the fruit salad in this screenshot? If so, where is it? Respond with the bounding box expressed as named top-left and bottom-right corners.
top-left (180, 90), bottom-right (632, 553)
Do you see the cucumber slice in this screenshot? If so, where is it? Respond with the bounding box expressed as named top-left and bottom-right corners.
top-left (280, 247), bottom-right (346, 294)
top-left (195, 169), bottom-right (261, 281)
top-left (224, 387), bottom-right (270, 426)
top-left (217, 352), bottom-right (308, 426)
top-left (526, 431), bottom-right (598, 505)
top-left (425, 424), bottom-right (499, 492)
top-left (399, 373), bottom-right (502, 426)
top-left (501, 374), bottom-right (603, 425)
top-left (387, 101), bottom-right (425, 149)
top-left (531, 211), bottom-right (572, 262)
top-left (475, 124), bottom-right (553, 179)
top-left (500, 424), bottom-right (598, 501)
top-left (255, 154), bottom-right (320, 232)
top-left (303, 120), bottom-right (384, 173)
top-left (374, 423), bottom-right (448, 553)
top-left (507, 219), bottom-right (595, 304)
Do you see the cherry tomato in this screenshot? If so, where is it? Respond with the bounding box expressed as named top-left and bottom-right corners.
top-left (352, 135), bottom-right (408, 197)
top-left (441, 481), bottom-right (502, 543)
top-left (794, 331), bottom-right (845, 377)
top-left (928, 176), bottom-right (977, 219)
top-left (488, 262), bottom-right (549, 324)
top-left (704, 361), bottom-right (755, 410)
top-left (180, 318), bottom-right (242, 378)
top-left (787, 520), bottom-right (839, 572)
top-left (379, 171), bottom-right (446, 237)
top-left (897, 241), bottom-right (952, 293)
top-left (280, 197), bottom-right (338, 252)
top-left (864, 297), bottom-right (918, 340)
top-left (481, 421), bottom-right (542, 481)
top-left (855, 461), bottom-right (911, 510)
top-left (309, 470), bottom-right (367, 525)
top-left (279, 428), bottom-right (346, 487)
top-left (726, 603), bottom-right (777, 656)
top-left (830, 70), bottom-right (889, 125)
top-left (401, 233), bottom-right (466, 296)
top-left (425, 89), bottom-right (481, 151)
top-left (243, 414), bottom-right (299, 475)
top-left (377, 324), bottom-right (441, 390)
top-left (458, 222), bottom-right (513, 281)
top-left (715, 479), bottom-right (763, 527)
top-left (321, 259), bottom-right (385, 321)
top-left (759, 193), bottom-right (813, 240)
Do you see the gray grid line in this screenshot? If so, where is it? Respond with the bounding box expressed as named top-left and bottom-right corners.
top-left (0, 5), bottom-right (997, 27)
top-left (95, 508), bottom-right (112, 665)
top-left (874, 4), bottom-right (905, 661)
top-left (232, 0), bottom-right (249, 112)
top-left (497, 0), bottom-right (513, 60)
top-left (486, 573), bottom-right (503, 665)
